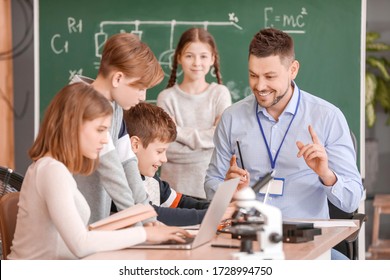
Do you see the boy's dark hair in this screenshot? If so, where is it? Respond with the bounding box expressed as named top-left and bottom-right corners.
top-left (249, 28), bottom-right (295, 65)
top-left (124, 102), bottom-right (177, 148)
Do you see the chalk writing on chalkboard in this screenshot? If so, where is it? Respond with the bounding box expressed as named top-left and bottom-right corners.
top-left (93, 17), bottom-right (243, 77)
top-left (49, 15), bottom-right (244, 81)
top-left (264, 7), bottom-right (308, 34)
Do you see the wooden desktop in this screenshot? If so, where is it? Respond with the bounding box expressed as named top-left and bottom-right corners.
top-left (83, 220), bottom-right (359, 260)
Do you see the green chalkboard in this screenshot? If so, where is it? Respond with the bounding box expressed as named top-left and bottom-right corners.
top-left (37, 0), bottom-right (364, 166)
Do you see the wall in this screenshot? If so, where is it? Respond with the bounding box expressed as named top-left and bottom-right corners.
top-left (12, 0), bottom-right (34, 174)
top-left (365, 0), bottom-right (390, 256)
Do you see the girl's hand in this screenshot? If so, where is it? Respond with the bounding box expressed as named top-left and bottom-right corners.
top-left (144, 226), bottom-right (192, 244)
top-left (144, 221), bottom-right (166, 227)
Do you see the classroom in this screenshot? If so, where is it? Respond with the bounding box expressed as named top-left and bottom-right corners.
top-left (1, 0), bottom-right (390, 276)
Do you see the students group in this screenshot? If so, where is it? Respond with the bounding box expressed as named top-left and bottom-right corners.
top-left (9, 27), bottom-right (363, 260)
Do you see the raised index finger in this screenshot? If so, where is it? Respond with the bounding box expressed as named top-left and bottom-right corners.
top-left (308, 125), bottom-right (320, 144)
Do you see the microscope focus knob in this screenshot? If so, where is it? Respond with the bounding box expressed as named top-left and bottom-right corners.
top-left (269, 233), bottom-right (283, 243)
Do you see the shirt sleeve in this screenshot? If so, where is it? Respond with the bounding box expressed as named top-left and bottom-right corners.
top-left (100, 131), bottom-right (153, 212)
top-left (320, 109), bottom-right (364, 213)
top-left (158, 85), bottom-right (232, 151)
top-left (152, 204), bottom-right (207, 226)
top-left (204, 112), bottom-right (233, 200)
top-left (155, 175), bottom-right (210, 209)
top-left (96, 139), bottom-right (136, 211)
top-left (176, 86), bottom-right (232, 150)
top-left (177, 195), bottom-right (210, 210)
top-left (37, 163), bottom-right (147, 258)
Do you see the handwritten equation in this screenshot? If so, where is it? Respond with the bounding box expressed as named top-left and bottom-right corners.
top-left (264, 7), bottom-right (308, 34)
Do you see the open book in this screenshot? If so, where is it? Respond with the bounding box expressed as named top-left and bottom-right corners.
top-left (89, 204), bottom-right (157, 231)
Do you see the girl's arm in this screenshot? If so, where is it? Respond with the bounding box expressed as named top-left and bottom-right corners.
top-left (40, 162), bottom-right (147, 258)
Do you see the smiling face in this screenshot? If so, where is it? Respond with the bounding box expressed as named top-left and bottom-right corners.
top-left (131, 137), bottom-right (170, 177)
top-left (178, 41), bottom-right (215, 83)
top-left (248, 54), bottom-right (299, 117)
top-left (79, 115), bottom-right (112, 159)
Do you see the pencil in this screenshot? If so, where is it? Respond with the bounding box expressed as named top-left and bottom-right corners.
top-left (236, 140), bottom-right (245, 170)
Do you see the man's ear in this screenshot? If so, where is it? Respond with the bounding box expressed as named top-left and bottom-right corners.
top-left (290, 60), bottom-right (300, 80)
top-left (111, 71), bottom-right (124, 88)
top-left (130, 136), bottom-right (141, 153)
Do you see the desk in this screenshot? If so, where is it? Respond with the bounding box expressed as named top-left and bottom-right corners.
top-left (83, 220), bottom-right (358, 260)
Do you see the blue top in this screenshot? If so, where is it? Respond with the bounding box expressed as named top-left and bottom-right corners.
top-left (204, 82), bottom-right (363, 219)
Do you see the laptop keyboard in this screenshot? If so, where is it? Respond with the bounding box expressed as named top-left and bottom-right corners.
top-left (160, 236), bottom-right (195, 245)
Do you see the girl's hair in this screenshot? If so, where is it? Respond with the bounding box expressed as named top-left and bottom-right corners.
top-left (29, 82), bottom-right (113, 175)
top-left (249, 28), bottom-right (295, 66)
top-left (124, 102), bottom-right (177, 149)
top-left (98, 33), bottom-right (164, 89)
top-left (167, 27), bottom-right (222, 88)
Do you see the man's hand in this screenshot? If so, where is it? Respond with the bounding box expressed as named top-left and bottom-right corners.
top-left (296, 125), bottom-right (336, 186)
top-left (225, 155), bottom-right (250, 191)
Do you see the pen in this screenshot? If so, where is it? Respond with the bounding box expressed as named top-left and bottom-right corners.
top-left (211, 244), bottom-right (240, 249)
top-left (236, 140), bottom-right (245, 170)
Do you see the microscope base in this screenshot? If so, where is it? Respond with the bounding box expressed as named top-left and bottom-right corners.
top-left (231, 251), bottom-right (285, 260)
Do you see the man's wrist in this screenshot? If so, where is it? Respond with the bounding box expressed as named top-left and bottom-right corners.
top-left (319, 169), bottom-right (337, 186)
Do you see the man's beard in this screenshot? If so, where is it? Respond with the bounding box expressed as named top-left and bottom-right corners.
top-left (271, 80), bottom-right (290, 106)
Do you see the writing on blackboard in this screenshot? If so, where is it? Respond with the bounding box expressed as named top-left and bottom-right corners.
top-left (264, 7), bottom-right (308, 34)
top-left (50, 17), bottom-right (82, 54)
top-left (50, 17), bottom-right (84, 76)
top-left (93, 17), bottom-right (243, 77)
top-left (48, 15), bottom-right (243, 82)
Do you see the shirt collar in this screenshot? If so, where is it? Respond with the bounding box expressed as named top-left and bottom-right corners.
top-left (284, 81), bottom-right (300, 115)
top-left (256, 80), bottom-right (300, 117)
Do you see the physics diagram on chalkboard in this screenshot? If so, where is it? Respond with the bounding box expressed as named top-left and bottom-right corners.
top-left (93, 15), bottom-right (243, 78)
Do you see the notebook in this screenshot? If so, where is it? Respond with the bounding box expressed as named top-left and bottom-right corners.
top-left (131, 177), bottom-right (240, 250)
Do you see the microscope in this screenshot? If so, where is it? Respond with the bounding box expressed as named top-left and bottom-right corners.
top-left (229, 186), bottom-right (285, 260)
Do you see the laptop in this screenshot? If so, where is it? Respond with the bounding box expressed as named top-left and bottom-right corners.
top-left (131, 177), bottom-right (240, 250)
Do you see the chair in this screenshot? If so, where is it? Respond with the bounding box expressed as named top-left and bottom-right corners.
top-left (0, 166), bottom-right (23, 259)
top-left (0, 166), bottom-right (24, 194)
top-left (368, 194), bottom-right (390, 259)
top-left (328, 201), bottom-right (367, 259)
top-left (327, 130), bottom-right (367, 260)
top-left (0, 192), bottom-right (20, 259)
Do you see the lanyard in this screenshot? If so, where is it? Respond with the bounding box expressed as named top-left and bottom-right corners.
top-left (255, 88), bottom-right (301, 169)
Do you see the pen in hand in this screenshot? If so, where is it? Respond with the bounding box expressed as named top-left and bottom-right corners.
top-left (236, 140), bottom-right (245, 170)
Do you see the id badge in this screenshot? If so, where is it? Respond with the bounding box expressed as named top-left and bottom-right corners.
top-left (259, 177), bottom-right (285, 196)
